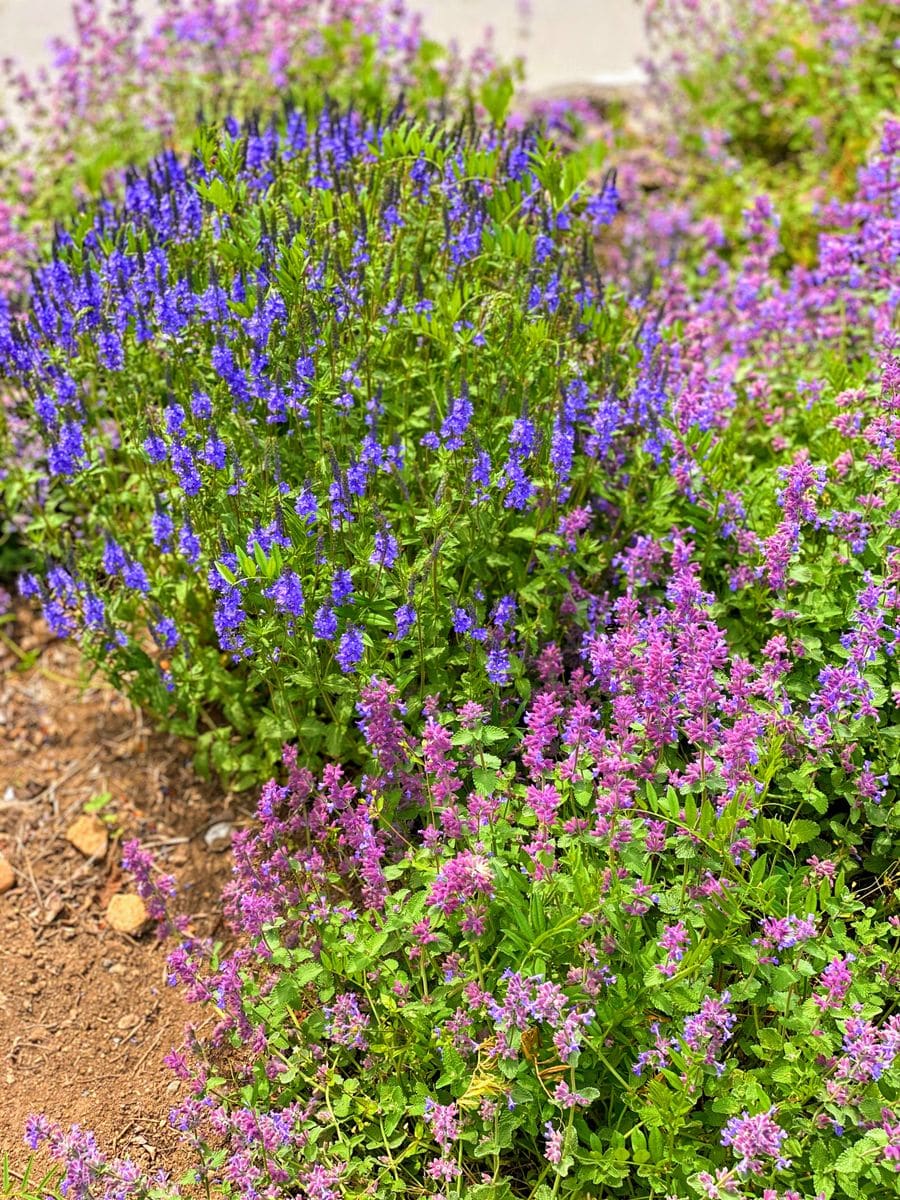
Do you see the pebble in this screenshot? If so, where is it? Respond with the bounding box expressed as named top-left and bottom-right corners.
top-left (66, 813), bottom-right (109, 860)
top-left (0, 851), bottom-right (14, 894)
top-left (106, 893), bottom-right (150, 936)
top-left (204, 820), bottom-right (233, 852)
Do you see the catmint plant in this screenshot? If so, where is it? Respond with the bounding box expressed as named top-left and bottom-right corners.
top-left (77, 639), bottom-right (900, 1199)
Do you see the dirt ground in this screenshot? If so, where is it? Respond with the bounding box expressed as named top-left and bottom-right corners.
top-left (0, 605), bottom-right (247, 1184)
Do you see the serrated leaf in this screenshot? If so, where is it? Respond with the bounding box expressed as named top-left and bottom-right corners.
top-left (789, 818), bottom-right (821, 846)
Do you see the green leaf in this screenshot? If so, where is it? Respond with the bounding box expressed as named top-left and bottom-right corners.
top-left (289, 961), bottom-right (322, 988)
top-left (788, 818), bottom-right (821, 847)
top-left (629, 1127), bottom-right (649, 1164)
top-left (236, 547), bottom-right (257, 579)
top-left (472, 767), bottom-right (502, 796)
top-left (83, 791), bottom-right (113, 814)
top-left (467, 1184), bottom-right (514, 1200)
top-left (195, 176), bottom-right (236, 213)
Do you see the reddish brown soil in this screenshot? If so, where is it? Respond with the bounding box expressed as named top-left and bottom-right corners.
top-left (0, 606), bottom-right (248, 1183)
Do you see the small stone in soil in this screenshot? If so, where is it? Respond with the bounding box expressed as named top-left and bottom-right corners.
top-left (0, 851), bottom-right (14, 893)
top-left (203, 820), bottom-right (233, 851)
top-left (66, 813), bottom-right (109, 859)
top-left (106, 893), bottom-right (150, 935)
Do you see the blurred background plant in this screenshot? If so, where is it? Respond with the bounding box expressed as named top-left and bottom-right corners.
top-left (634, 0), bottom-right (900, 269)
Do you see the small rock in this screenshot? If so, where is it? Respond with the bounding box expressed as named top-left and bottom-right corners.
top-left (106, 893), bottom-right (150, 936)
top-left (42, 896), bottom-right (65, 925)
top-left (0, 852), bottom-right (14, 894)
top-left (204, 820), bottom-right (233, 852)
top-left (66, 814), bottom-right (109, 860)
top-left (116, 1013), bottom-right (140, 1031)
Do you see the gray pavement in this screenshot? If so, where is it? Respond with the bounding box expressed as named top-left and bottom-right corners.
top-left (415, 1), bottom-right (647, 89)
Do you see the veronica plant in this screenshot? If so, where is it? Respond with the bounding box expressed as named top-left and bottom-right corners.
top-left (0, 0), bottom-right (510, 587)
top-left (1, 100), bottom-right (645, 783)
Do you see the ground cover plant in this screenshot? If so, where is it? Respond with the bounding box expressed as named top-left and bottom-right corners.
top-left (18, 111), bottom-right (900, 1200)
top-left (26, 444), bottom-right (900, 1198)
top-left (3, 1), bottom-right (900, 1199)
